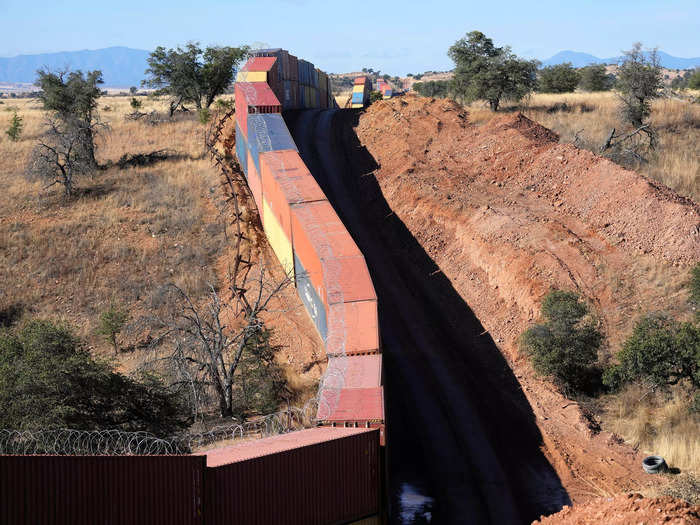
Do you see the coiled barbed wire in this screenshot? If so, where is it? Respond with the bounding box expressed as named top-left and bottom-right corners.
top-left (0, 403), bottom-right (320, 455)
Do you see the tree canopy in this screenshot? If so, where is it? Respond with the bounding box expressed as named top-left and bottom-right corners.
top-left (538, 63), bottom-right (580, 93)
top-left (616, 43), bottom-right (663, 128)
top-left (143, 42), bottom-right (249, 113)
top-left (520, 290), bottom-right (602, 393)
top-left (448, 31), bottom-right (538, 111)
top-left (0, 319), bottom-right (190, 435)
top-left (578, 64), bottom-right (615, 92)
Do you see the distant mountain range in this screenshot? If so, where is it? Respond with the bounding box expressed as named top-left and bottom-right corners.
top-left (0, 47), bottom-right (150, 87)
top-left (541, 50), bottom-right (700, 69)
top-left (1, 47), bottom-right (698, 87)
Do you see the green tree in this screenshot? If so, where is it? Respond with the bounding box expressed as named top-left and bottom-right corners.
top-left (129, 86), bottom-right (138, 95)
top-left (97, 302), bottom-right (128, 354)
top-left (5, 112), bottom-right (23, 141)
top-left (520, 290), bottom-right (602, 393)
top-left (413, 80), bottom-right (451, 98)
top-left (143, 42), bottom-right (249, 115)
top-left (448, 31), bottom-right (539, 111)
top-left (604, 315), bottom-right (700, 390)
top-left (0, 319), bottom-right (190, 434)
top-left (35, 69), bottom-right (104, 169)
top-left (616, 43), bottom-right (663, 128)
top-left (688, 69), bottom-right (700, 90)
top-left (368, 91), bottom-right (383, 104)
top-left (538, 63), bottom-right (580, 93)
top-left (578, 64), bottom-right (615, 91)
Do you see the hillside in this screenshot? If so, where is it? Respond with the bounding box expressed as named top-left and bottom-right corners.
top-left (542, 50), bottom-right (700, 68)
top-left (355, 95), bottom-right (699, 501)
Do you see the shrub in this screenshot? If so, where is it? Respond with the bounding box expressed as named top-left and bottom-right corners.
top-left (369, 91), bottom-right (383, 104)
top-left (97, 302), bottom-right (128, 354)
top-left (0, 319), bottom-right (190, 434)
top-left (604, 314), bottom-right (700, 391)
top-left (5, 112), bottom-right (22, 141)
top-left (520, 290), bottom-right (602, 394)
top-left (578, 64), bottom-right (615, 92)
top-left (689, 262), bottom-right (700, 310)
top-left (538, 63), bottom-right (580, 93)
top-left (130, 97), bottom-right (142, 111)
top-left (198, 107), bottom-right (211, 124)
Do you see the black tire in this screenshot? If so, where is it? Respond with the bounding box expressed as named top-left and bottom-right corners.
top-left (642, 455), bottom-right (668, 474)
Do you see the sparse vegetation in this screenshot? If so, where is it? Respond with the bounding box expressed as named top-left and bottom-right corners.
top-left (0, 319), bottom-right (191, 435)
top-left (616, 43), bottom-right (663, 129)
top-left (448, 31), bottom-right (538, 111)
top-left (130, 97), bottom-right (142, 111)
top-left (5, 111), bottom-right (23, 141)
top-left (97, 302), bottom-right (129, 355)
top-left (520, 290), bottom-right (602, 394)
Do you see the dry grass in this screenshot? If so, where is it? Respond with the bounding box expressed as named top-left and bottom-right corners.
top-left (602, 384), bottom-right (700, 474)
top-left (0, 96), bottom-right (227, 371)
top-left (466, 91), bottom-right (700, 202)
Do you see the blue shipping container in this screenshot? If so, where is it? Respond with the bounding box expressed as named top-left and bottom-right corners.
top-left (235, 123), bottom-right (248, 177)
top-left (247, 114), bottom-right (298, 174)
top-left (294, 253), bottom-right (328, 341)
top-left (351, 93), bottom-right (364, 103)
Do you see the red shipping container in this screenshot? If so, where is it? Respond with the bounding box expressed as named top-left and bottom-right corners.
top-left (1, 455), bottom-right (205, 525)
top-left (234, 83), bottom-right (281, 137)
top-left (327, 299), bottom-right (380, 356)
top-left (288, 54), bottom-right (299, 82)
top-left (204, 427), bottom-right (380, 525)
top-left (323, 387), bottom-right (384, 422)
top-left (342, 354), bottom-right (382, 388)
top-left (242, 56), bottom-right (277, 72)
top-left (354, 76), bottom-right (367, 85)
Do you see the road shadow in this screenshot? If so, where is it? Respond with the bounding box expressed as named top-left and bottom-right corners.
top-left (285, 108), bottom-right (571, 524)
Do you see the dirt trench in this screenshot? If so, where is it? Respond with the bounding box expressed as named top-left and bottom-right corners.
top-left (351, 95), bottom-right (699, 510)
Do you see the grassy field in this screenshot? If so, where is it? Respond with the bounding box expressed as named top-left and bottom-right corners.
top-left (467, 91), bottom-right (700, 202)
top-left (0, 96), bottom-right (227, 372)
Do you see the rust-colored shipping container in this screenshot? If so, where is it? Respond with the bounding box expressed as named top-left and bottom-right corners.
top-left (327, 299), bottom-right (380, 356)
top-left (0, 455), bottom-right (205, 525)
top-left (323, 388), bottom-right (385, 423)
top-left (204, 427), bottom-right (380, 525)
top-left (247, 149), bottom-right (262, 214)
top-left (343, 354), bottom-right (383, 388)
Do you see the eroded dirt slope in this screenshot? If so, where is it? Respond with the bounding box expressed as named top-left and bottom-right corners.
top-left (355, 95), bottom-right (699, 503)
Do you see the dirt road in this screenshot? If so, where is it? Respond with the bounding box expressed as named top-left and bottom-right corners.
top-left (285, 108), bottom-right (570, 524)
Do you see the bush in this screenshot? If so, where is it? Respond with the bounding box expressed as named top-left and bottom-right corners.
top-left (688, 69), bottom-right (700, 90)
top-left (578, 64), bottom-right (615, 92)
top-left (5, 112), bottom-right (22, 141)
top-left (97, 302), bottom-right (128, 354)
top-left (0, 319), bottom-right (190, 435)
top-left (538, 63), bottom-right (579, 93)
top-left (369, 91), bottom-right (383, 104)
top-left (198, 107), bottom-right (211, 124)
top-left (130, 97), bottom-right (142, 111)
top-left (520, 290), bottom-right (602, 393)
top-left (689, 263), bottom-right (700, 311)
top-left (604, 314), bottom-right (700, 391)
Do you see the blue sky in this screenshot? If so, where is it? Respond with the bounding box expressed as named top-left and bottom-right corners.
top-left (1, 0), bottom-right (698, 75)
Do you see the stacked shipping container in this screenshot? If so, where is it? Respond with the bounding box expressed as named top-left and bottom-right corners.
top-left (351, 76), bottom-right (372, 108)
top-left (376, 79), bottom-right (393, 99)
top-left (234, 51), bottom-right (383, 434)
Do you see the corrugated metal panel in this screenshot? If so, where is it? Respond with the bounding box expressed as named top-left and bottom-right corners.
top-left (204, 428), bottom-right (380, 525)
top-left (290, 200), bottom-right (363, 306)
top-left (234, 84), bottom-right (248, 137)
top-left (294, 252), bottom-right (328, 340)
top-left (327, 300), bottom-right (380, 355)
top-left (288, 54), bottom-right (299, 81)
top-left (1, 455), bottom-right (205, 525)
top-left (247, 149), bottom-right (262, 212)
top-left (247, 114), bottom-right (298, 175)
top-left (325, 388), bottom-right (384, 422)
top-left (235, 71), bottom-right (267, 83)
top-left (235, 123), bottom-right (248, 176)
top-left (243, 56), bottom-right (277, 72)
top-left (354, 77), bottom-right (367, 85)
top-left (263, 196), bottom-right (295, 277)
top-left (236, 81), bottom-right (281, 108)
top-left (343, 355), bottom-right (382, 388)
top-left (352, 85), bottom-right (365, 94)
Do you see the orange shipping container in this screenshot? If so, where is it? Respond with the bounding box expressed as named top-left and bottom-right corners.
top-left (247, 150), bottom-right (262, 216)
top-left (327, 299), bottom-right (379, 356)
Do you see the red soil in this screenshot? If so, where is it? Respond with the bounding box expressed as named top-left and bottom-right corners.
top-left (355, 95), bottom-right (699, 505)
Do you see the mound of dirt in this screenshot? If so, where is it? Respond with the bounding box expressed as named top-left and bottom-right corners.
top-left (533, 493), bottom-right (700, 524)
top-left (355, 95), bottom-right (699, 503)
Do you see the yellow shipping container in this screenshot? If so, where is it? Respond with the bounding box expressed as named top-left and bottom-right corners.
top-left (352, 85), bottom-right (365, 94)
top-left (262, 198), bottom-right (294, 277)
top-left (236, 71), bottom-right (267, 83)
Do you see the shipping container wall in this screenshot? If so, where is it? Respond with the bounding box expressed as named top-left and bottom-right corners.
top-left (204, 429), bottom-right (380, 525)
top-left (0, 455), bottom-right (205, 525)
